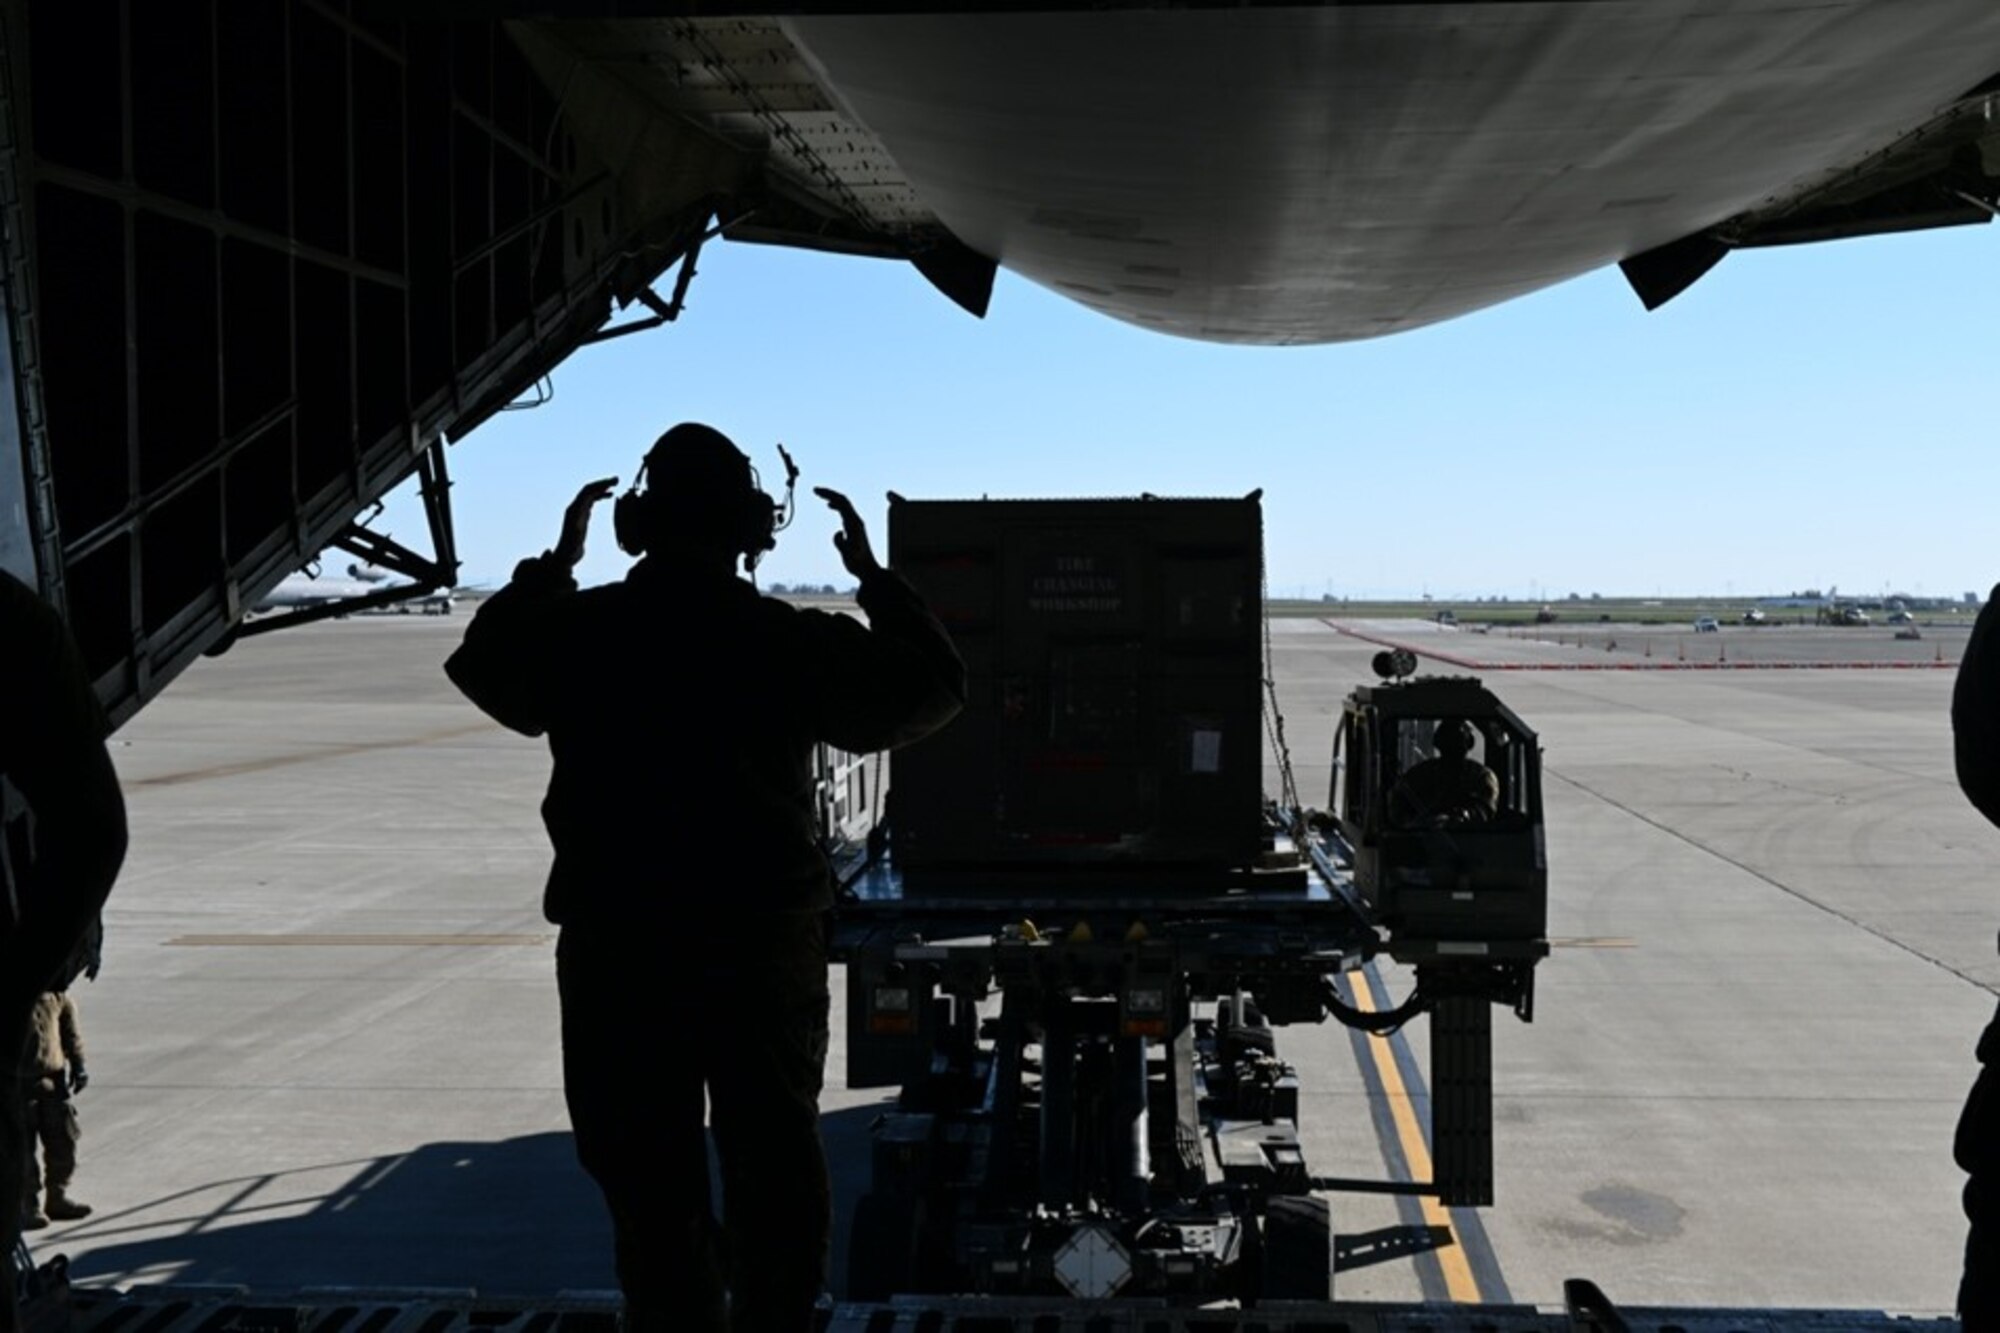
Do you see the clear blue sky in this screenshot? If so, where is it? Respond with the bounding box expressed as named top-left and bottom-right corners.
top-left (378, 222), bottom-right (1999, 602)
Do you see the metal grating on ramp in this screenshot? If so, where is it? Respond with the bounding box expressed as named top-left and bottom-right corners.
top-left (37, 1287), bottom-right (1959, 1333)
top-left (815, 1305), bottom-right (1963, 1333)
top-left (59, 1290), bottom-right (622, 1333)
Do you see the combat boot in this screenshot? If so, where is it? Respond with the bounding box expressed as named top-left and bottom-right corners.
top-left (20, 1205), bottom-right (48, 1230)
top-left (44, 1189), bottom-right (91, 1221)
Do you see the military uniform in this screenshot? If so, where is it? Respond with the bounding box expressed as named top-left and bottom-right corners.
top-left (1388, 755), bottom-right (1500, 828)
top-left (1955, 584), bottom-right (2000, 1324)
top-left (446, 549), bottom-right (963, 1333)
top-left (18, 991), bottom-right (86, 1227)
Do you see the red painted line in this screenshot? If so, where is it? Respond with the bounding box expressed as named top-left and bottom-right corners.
top-left (1319, 621), bottom-right (1956, 672)
top-left (1325, 621), bottom-right (1488, 670)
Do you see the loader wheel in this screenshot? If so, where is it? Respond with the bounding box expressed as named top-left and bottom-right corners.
top-left (1258, 1194), bottom-right (1334, 1301)
top-left (846, 1190), bottom-right (919, 1301)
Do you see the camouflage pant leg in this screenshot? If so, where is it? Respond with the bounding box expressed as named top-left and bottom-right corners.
top-left (557, 927), bottom-right (728, 1333)
top-left (556, 913), bottom-right (831, 1333)
top-left (703, 912), bottom-right (831, 1333)
top-left (24, 1091), bottom-right (77, 1198)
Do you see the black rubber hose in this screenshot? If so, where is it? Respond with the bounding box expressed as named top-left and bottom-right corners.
top-left (1321, 975), bottom-right (1431, 1035)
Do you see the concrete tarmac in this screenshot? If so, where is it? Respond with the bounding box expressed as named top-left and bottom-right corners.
top-left (25, 612), bottom-right (1993, 1317)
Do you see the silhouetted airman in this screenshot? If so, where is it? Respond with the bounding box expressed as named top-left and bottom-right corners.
top-left (0, 570), bottom-right (127, 1333)
top-left (445, 423), bottom-right (963, 1333)
top-left (1953, 582), bottom-right (2000, 1325)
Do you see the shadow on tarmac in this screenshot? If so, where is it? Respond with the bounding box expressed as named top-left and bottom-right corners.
top-left (52, 1132), bottom-right (612, 1295)
top-left (44, 1105), bottom-right (884, 1300)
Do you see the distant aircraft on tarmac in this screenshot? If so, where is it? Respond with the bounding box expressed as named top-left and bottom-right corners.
top-left (253, 564), bottom-right (454, 617)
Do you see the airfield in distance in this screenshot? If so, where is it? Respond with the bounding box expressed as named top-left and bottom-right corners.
top-left (29, 610), bottom-right (1993, 1318)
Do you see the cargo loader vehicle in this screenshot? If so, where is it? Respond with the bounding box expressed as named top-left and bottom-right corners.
top-left (824, 496), bottom-right (1548, 1314)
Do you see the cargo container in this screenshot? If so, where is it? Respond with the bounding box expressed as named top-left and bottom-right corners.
top-left (888, 494), bottom-right (1265, 891)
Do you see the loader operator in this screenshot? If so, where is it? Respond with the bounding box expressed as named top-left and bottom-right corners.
top-left (445, 422), bottom-right (964, 1333)
top-left (0, 570), bottom-right (128, 1333)
top-left (1388, 718), bottom-right (1499, 828)
top-left (1954, 582), bottom-right (2000, 1324)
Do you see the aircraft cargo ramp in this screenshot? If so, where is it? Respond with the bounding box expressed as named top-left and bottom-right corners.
top-left (13, 1280), bottom-right (1966, 1333)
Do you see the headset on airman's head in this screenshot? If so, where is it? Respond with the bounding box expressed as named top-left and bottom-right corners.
top-left (612, 425), bottom-right (799, 571)
top-left (1433, 718), bottom-right (1478, 756)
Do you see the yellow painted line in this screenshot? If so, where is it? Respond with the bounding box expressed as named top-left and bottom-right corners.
top-left (1348, 968), bottom-right (1482, 1303)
